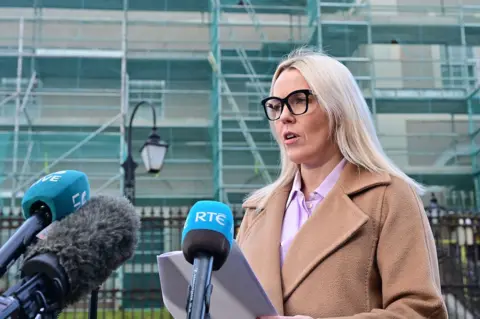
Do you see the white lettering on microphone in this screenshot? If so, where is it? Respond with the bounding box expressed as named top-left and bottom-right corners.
top-left (72, 190), bottom-right (88, 209)
top-left (32, 170), bottom-right (68, 186)
top-left (195, 212), bottom-right (226, 226)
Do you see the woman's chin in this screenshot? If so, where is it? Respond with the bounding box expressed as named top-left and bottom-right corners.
top-left (286, 150), bottom-right (308, 165)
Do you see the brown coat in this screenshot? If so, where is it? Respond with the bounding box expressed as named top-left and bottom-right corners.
top-left (236, 162), bottom-right (448, 318)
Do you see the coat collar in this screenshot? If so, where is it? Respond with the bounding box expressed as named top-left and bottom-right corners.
top-left (242, 162), bottom-right (391, 309)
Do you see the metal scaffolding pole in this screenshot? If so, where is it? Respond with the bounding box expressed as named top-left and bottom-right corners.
top-left (120, 0), bottom-right (129, 199)
top-left (461, 6), bottom-right (479, 209)
top-left (367, 2), bottom-right (377, 129)
top-left (94, 173), bottom-right (123, 194)
top-left (32, 0), bottom-right (42, 73)
top-left (0, 94), bottom-right (19, 109)
top-left (316, 0), bottom-right (322, 50)
top-left (11, 17), bottom-right (24, 211)
top-left (116, 0), bottom-right (129, 312)
top-left (17, 73), bottom-right (37, 188)
top-left (216, 2), bottom-right (273, 195)
top-left (467, 98), bottom-right (480, 210)
top-left (19, 142), bottom-right (34, 187)
top-left (468, 84), bottom-right (480, 210)
top-left (210, 0), bottom-right (224, 202)
top-left (459, 6), bottom-right (469, 92)
top-left (20, 72), bottom-right (37, 127)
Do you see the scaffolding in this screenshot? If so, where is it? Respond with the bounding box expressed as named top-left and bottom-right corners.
top-left (0, 1), bottom-right (479, 207)
top-left (0, 7), bottom-right (216, 208)
top-left (209, 0), bottom-right (480, 205)
top-left (0, 1), bottom-right (215, 310)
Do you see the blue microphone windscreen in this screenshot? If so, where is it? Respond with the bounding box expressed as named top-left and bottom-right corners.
top-left (181, 200), bottom-right (234, 247)
top-left (21, 170), bottom-right (90, 221)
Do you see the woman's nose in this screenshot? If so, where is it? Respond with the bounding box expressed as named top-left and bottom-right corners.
top-left (279, 106), bottom-right (295, 123)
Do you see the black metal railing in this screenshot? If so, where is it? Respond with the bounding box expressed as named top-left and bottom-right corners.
top-left (427, 206), bottom-right (480, 318)
top-left (0, 205), bottom-right (478, 318)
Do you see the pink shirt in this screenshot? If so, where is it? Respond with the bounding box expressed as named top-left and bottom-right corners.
top-left (280, 158), bottom-right (347, 265)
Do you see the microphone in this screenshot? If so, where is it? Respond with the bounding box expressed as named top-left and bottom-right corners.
top-left (0, 170), bottom-right (90, 278)
top-left (0, 195), bottom-right (140, 319)
top-left (181, 200), bottom-right (234, 319)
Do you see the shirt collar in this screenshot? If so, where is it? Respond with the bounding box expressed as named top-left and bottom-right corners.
top-left (286, 158), bottom-right (347, 208)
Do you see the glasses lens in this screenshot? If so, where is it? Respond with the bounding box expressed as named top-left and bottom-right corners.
top-left (287, 91), bottom-right (309, 115)
top-left (263, 98), bottom-right (282, 120)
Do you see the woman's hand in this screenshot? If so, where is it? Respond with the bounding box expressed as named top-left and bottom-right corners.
top-left (257, 316), bottom-right (313, 319)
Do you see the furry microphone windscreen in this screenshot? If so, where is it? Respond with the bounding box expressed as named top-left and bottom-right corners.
top-left (22, 195), bottom-right (141, 306)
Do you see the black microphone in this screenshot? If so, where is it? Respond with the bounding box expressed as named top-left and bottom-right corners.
top-left (181, 201), bottom-right (234, 319)
top-left (0, 195), bottom-right (140, 319)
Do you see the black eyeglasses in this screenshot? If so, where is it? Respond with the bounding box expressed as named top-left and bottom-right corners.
top-left (261, 89), bottom-right (313, 121)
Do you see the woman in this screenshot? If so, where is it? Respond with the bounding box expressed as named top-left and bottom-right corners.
top-left (235, 48), bottom-right (448, 319)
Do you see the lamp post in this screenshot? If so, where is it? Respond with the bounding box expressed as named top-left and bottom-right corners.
top-left (89, 101), bottom-right (168, 319)
top-left (121, 101), bottom-right (169, 205)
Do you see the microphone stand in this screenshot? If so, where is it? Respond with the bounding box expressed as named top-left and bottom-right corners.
top-left (88, 287), bottom-right (99, 319)
top-left (0, 273), bottom-right (64, 319)
top-left (185, 253), bottom-right (214, 319)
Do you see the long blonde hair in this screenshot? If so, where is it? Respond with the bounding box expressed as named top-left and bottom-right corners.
top-left (243, 47), bottom-right (425, 209)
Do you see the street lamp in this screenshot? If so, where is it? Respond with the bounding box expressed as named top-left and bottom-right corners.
top-left (121, 101), bottom-right (169, 205)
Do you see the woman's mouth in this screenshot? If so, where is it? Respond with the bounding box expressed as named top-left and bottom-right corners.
top-left (284, 132), bottom-right (299, 145)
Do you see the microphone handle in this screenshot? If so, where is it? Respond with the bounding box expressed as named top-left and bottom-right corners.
top-left (186, 253), bottom-right (214, 319)
top-left (0, 213), bottom-right (47, 278)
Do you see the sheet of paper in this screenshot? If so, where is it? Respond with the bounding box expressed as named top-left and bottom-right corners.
top-left (157, 241), bottom-right (278, 319)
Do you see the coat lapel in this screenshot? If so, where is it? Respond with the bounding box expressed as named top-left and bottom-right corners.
top-left (243, 188), bottom-right (290, 315)
top-left (280, 162), bottom-right (390, 300)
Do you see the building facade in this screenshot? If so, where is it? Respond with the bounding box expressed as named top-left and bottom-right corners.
top-left (0, 0), bottom-right (479, 313)
top-left (0, 0), bottom-right (478, 209)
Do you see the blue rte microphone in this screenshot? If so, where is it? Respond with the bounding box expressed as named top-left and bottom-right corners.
top-left (22, 170), bottom-right (90, 221)
top-left (0, 170), bottom-right (90, 278)
top-left (181, 200), bottom-right (234, 319)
